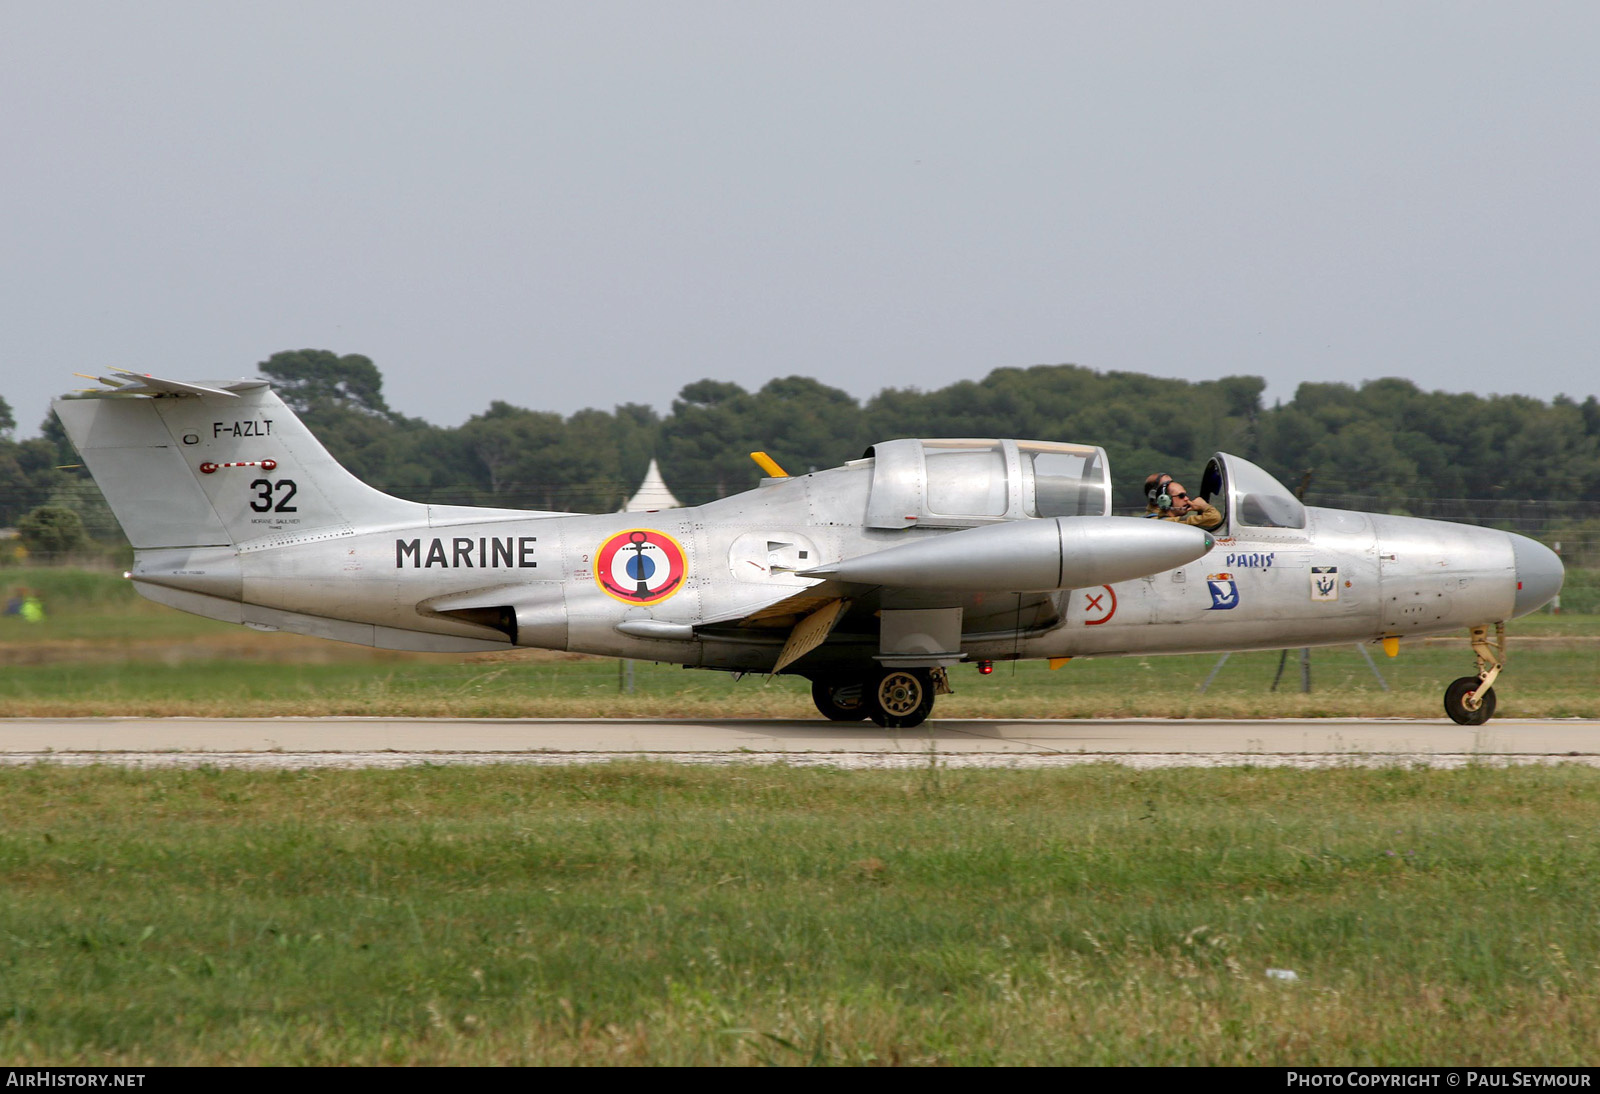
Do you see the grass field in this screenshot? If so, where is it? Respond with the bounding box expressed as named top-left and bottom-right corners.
top-left (1, 762), bottom-right (1597, 1065)
top-left (3, 570), bottom-right (1598, 1065)
top-left (2, 566), bottom-right (1597, 719)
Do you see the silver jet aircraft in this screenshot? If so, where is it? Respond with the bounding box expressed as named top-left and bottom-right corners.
top-left (54, 372), bottom-right (1564, 728)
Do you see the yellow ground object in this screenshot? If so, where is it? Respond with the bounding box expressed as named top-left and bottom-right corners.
top-left (749, 451), bottom-right (789, 477)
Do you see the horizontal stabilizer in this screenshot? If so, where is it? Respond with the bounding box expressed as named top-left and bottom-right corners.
top-left (107, 372), bottom-right (243, 398)
top-left (68, 371), bottom-right (269, 399)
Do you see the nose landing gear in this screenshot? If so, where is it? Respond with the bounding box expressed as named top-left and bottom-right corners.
top-left (1444, 623), bottom-right (1505, 726)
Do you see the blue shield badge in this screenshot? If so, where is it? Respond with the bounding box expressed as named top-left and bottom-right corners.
top-left (1206, 572), bottom-right (1239, 611)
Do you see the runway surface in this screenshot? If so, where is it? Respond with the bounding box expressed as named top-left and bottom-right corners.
top-left (2, 716), bottom-right (1597, 768)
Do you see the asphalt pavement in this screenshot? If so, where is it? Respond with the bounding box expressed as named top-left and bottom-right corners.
top-left (1, 716), bottom-right (1595, 768)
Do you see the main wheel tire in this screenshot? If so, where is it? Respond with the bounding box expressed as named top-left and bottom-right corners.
top-left (812, 678), bottom-right (869, 722)
top-left (1444, 675), bottom-right (1497, 726)
top-left (867, 668), bottom-right (935, 729)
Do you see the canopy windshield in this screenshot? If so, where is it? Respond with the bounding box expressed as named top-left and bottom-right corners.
top-left (1205, 452), bottom-right (1306, 530)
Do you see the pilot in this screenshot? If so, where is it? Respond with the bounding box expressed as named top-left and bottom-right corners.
top-left (1145, 473), bottom-right (1222, 530)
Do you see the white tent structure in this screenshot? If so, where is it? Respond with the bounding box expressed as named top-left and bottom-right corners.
top-left (620, 458), bottom-right (682, 512)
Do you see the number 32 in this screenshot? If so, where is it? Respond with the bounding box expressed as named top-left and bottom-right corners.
top-left (249, 479), bottom-right (298, 513)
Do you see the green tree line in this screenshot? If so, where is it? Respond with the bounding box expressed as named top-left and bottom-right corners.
top-left (6, 349), bottom-right (1599, 562)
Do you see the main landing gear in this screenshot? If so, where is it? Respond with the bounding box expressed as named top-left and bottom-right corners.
top-left (1443, 623), bottom-right (1505, 726)
top-left (811, 678), bottom-right (868, 722)
top-left (810, 667), bottom-right (951, 729)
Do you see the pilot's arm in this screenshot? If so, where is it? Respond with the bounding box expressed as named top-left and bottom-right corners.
top-left (1166, 499), bottom-right (1222, 529)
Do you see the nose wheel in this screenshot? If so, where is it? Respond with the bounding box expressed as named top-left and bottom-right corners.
top-left (1444, 623), bottom-right (1504, 726)
top-left (1444, 676), bottom-right (1497, 726)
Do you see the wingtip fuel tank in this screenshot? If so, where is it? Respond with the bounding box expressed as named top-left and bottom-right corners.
top-left (800, 516), bottom-right (1213, 592)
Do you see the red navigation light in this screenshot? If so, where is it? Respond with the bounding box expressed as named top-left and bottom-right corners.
top-left (977, 660), bottom-right (994, 675)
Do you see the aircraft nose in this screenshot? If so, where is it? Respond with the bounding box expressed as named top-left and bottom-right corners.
top-left (1509, 533), bottom-right (1564, 617)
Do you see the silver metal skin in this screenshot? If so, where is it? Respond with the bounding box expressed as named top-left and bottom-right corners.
top-left (1511, 534), bottom-right (1565, 618)
top-left (54, 376), bottom-right (1563, 727)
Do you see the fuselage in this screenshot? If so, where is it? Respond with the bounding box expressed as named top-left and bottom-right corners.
top-left (128, 455), bottom-right (1559, 672)
top-left (55, 374), bottom-right (1566, 730)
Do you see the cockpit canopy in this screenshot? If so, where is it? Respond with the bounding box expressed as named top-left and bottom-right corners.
top-left (863, 438), bottom-right (1111, 530)
top-left (1199, 452), bottom-right (1307, 531)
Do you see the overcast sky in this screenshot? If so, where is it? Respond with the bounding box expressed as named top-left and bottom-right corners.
top-left (3, 2), bottom-right (1597, 439)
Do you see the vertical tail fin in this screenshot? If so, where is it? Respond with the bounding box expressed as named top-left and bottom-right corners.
top-left (53, 375), bottom-right (425, 550)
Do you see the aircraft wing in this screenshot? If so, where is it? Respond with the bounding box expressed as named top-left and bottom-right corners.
top-left (695, 578), bottom-right (1068, 674)
top-left (694, 515), bottom-right (1213, 672)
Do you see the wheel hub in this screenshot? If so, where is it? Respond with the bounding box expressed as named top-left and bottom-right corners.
top-left (879, 674), bottom-right (922, 715)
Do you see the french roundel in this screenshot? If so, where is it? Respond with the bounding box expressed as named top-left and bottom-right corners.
top-left (595, 528), bottom-right (689, 605)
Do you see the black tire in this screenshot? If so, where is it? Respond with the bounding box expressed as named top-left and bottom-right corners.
top-left (1444, 675), bottom-right (1497, 726)
top-left (867, 668), bottom-right (935, 729)
top-left (812, 678), bottom-right (869, 722)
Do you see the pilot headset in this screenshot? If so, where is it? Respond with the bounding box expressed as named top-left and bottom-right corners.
top-left (1146, 474), bottom-right (1175, 511)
